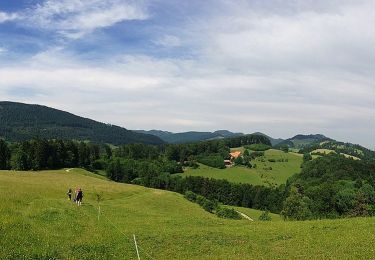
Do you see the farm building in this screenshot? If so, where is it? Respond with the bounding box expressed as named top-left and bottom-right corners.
top-left (224, 160), bottom-right (232, 167)
top-left (229, 151), bottom-right (242, 159)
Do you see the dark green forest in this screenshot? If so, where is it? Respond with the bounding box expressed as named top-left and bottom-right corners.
top-left (0, 101), bottom-right (163, 145)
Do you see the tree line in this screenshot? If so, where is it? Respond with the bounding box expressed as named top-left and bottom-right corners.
top-left (0, 139), bottom-right (105, 171)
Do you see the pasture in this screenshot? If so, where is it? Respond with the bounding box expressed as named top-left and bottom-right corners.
top-left (182, 149), bottom-right (303, 186)
top-left (1, 169), bottom-right (375, 259)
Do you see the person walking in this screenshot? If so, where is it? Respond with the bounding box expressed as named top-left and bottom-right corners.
top-left (76, 188), bottom-right (83, 206)
top-left (67, 188), bottom-right (72, 201)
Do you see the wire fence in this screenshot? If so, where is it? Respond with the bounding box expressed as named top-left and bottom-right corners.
top-left (83, 201), bottom-right (157, 260)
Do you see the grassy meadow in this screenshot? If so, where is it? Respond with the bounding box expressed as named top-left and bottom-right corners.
top-left (311, 149), bottom-right (361, 160)
top-left (181, 149), bottom-right (303, 186)
top-left (1, 169), bottom-right (375, 259)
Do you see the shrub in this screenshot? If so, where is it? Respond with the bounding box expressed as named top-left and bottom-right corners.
top-left (250, 151), bottom-right (265, 159)
top-left (281, 146), bottom-right (289, 153)
top-left (216, 207), bottom-right (241, 219)
top-left (259, 211), bottom-right (272, 221)
top-left (281, 187), bottom-right (312, 220)
top-left (196, 195), bottom-right (206, 206)
top-left (184, 191), bottom-right (197, 202)
top-left (268, 159), bottom-right (276, 162)
top-left (202, 199), bottom-right (218, 213)
top-left (303, 153), bottom-right (313, 162)
top-left (234, 156), bottom-right (244, 165)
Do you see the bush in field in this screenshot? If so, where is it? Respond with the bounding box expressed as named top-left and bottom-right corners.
top-left (281, 187), bottom-right (312, 221)
top-left (196, 195), bottom-right (206, 206)
top-left (234, 156), bottom-right (244, 165)
top-left (184, 161), bottom-right (199, 169)
top-left (216, 207), bottom-right (241, 219)
top-left (268, 159), bottom-right (276, 162)
top-left (303, 153), bottom-right (313, 162)
top-left (259, 211), bottom-right (272, 221)
top-left (184, 191), bottom-right (197, 202)
top-left (185, 192), bottom-right (218, 213)
top-left (202, 199), bottom-right (218, 213)
top-left (281, 146), bottom-right (289, 153)
top-left (250, 151), bottom-right (265, 159)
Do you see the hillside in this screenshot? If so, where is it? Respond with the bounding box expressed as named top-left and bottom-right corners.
top-left (252, 132), bottom-right (284, 146)
top-left (276, 134), bottom-right (330, 149)
top-left (135, 129), bottom-right (243, 144)
top-left (1, 169), bottom-right (375, 259)
top-left (300, 140), bottom-right (375, 160)
top-left (0, 101), bottom-right (164, 145)
top-left (181, 149), bottom-right (303, 186)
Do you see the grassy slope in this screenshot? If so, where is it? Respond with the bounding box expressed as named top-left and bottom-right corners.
top-left (311, 149), bottom-right (361, 160)
top-left (181, 149), bottom-right (302, 186)
top-left (2, 169), bottom-right (375, 259)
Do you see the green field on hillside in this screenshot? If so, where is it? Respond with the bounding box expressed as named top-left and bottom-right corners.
top-left (311, 149), bottom-right (361, 160)
top-left (1, 169), bottom-right (375, 259)
top-left (181, 149), bottom-right (303, 186)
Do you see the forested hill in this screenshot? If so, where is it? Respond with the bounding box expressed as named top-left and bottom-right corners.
top-left (275, 134), bottom-right (330, 148)
top-left (0, 101), bottom-right (164, 145)
top-left (135, 129), bottom-right (244, 143)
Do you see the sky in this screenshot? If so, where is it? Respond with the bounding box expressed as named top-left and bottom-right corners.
top-left (0, 0), bottom-right (374, 149)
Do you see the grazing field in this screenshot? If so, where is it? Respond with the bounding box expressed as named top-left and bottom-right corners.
top-left (1, 169), bottom-right (375, 259)
top-left (181, 149), bottom-right (303, 186)
top-left (311, 149), bottom-right (361, 160)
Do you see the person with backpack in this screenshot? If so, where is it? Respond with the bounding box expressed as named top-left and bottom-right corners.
top-left (67, 188), bottom-right (72, 201)
top-left (76, 188), bottom-right (83, 206)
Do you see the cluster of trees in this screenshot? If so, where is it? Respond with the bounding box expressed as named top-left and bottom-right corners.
top-left (196, 155), bottom-right (226, 169)
top-left (282, 154), bottom-right (375, 220)
top-left (163, 134), bottom-right (271, 163)
top-left (0, 139), bottom-right (104, 171)
top-left (106, 158), bottom-right (183, 185)
top-left (184, 191), bottom-right (241, 219)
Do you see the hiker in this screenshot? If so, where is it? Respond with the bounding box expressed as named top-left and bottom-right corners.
top-left (67, 188), bottom-right (72, 201)
top-left (76, 188), bottom-right (83, 206)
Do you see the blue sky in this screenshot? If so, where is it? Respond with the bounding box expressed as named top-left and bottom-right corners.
top-left (1, 0), bottom-right (375, 149)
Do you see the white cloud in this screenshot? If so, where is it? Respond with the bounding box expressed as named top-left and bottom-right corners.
top-left (154, 35), bottom-right (182, 48)
top-left (8, 0), bottom-right (148, 38)
top-left (1, 0), bottom-right (375, 148)
top-left (0, 11), bottom-right (18, 23)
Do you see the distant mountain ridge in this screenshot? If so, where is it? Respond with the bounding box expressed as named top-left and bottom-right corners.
top-left (135, 129), bottom-right (244, 144)
top-left (0, 101), bottom-right (164, 145)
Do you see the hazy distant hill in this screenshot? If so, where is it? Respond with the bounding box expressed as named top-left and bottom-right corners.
top-left (275, 134), bottom-right (330, 148)
top-left (0, 101), bottom-right (164, 145)
top-left (135, 129), bottom-right (244, 144)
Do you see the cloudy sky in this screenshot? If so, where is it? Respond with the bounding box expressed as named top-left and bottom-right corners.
top-left (0, 0), bottom-right (374, 148)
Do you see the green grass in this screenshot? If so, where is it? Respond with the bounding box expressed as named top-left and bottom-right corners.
top-left (1, 169), bottom-right (375, 259)
top-left (181, 149), bottom-right (303, 186)
top-left (311, 149), bottom-right (361, 160)
top-left (230, 206), bottom-right (283, 221)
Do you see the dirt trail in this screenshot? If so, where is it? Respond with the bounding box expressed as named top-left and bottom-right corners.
top-left (236, 210), bottom-right (254, 221)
